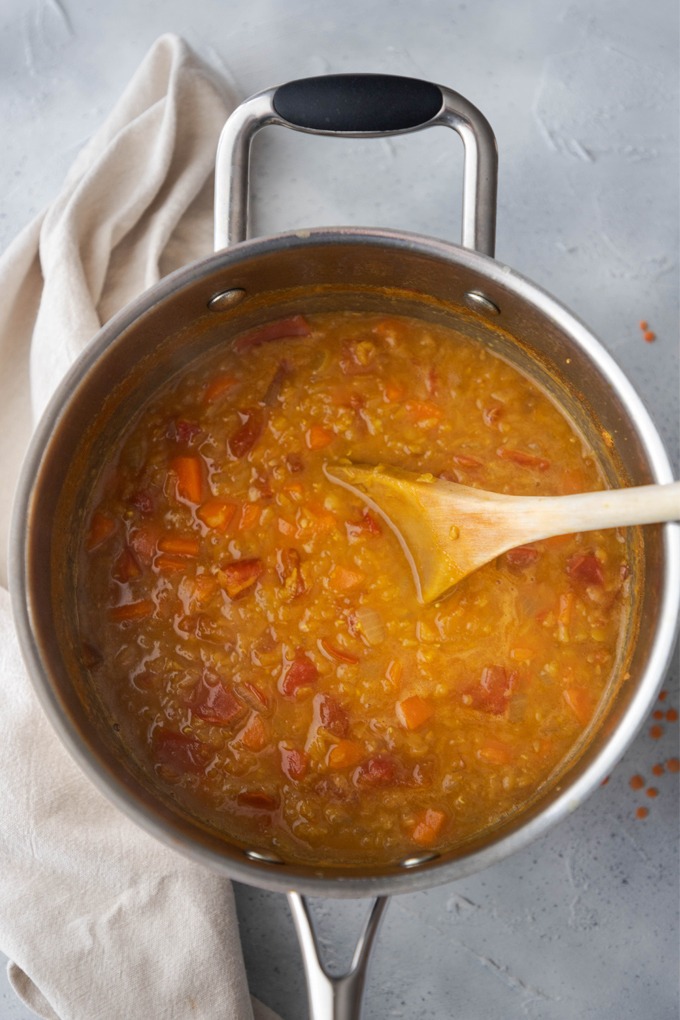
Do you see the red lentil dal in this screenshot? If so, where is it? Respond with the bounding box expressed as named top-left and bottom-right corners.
top-left (77, 312), bottom-right (633, 866)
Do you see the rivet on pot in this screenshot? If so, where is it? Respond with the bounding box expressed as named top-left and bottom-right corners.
top-left (208, 287), bottom-right (247, 312)
top-left (398, 852), bottom-right (440, 868)
top-left (244, 848), bottom-right (285, 865)
top-left (464, 290), bottom-right (501, 317)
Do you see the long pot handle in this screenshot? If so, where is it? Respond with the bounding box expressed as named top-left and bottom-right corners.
top-left (287, 892), bottom-right (390, 1020)
top-left (214, 73), bottom-right (498, 255)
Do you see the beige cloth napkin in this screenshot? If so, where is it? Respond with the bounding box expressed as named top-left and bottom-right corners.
top-left (0, 34), bottom-right (281, 1020)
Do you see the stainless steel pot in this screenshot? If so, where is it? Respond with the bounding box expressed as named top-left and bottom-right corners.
top-left (10, 75), bottom-right (680, 1019)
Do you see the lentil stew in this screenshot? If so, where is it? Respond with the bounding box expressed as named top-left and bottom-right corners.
top-left (77, 312), bottom-right (634, 867)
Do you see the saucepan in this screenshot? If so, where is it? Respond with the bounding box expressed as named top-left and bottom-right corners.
top-left (10, 75), bottom-right (680, 1018)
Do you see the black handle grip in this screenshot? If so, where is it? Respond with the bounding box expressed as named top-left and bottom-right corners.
top-left (272, 74), bottom-right (444, 134)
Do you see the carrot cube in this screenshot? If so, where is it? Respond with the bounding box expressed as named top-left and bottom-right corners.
top-left (329, 565), bottom-right (365, 591)
top-left (396, 695), bottom-right (434, 730)
top-left (306, 424), bottom-right (335, 450)
top-left (169, 455), bottom-right (203, 505)
top-left (327, 739), bottom-right (364, 770)
top-left (410, 808), bottom-right (446, 847)
top-left (197, 500), bottom-right (237, 532)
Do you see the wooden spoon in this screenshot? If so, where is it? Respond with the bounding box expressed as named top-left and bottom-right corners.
top-left (324, 462), bottom-right (680, 604)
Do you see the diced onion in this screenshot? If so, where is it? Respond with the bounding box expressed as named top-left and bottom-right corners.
top-left (355, 606), bottom-right (386, 646)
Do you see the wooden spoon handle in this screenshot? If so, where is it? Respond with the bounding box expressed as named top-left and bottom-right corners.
top-left (510, 480), bottom-right (680, 541)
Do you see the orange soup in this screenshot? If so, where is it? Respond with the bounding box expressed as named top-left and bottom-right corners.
top-left (77, 312), bottom-right (632, 866)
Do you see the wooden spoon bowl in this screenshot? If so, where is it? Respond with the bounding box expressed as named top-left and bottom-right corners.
top-left (325, 462), bottom-right (680, 604)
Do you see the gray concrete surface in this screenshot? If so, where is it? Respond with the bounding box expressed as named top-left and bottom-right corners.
top-left (1, 1), bottom-right (678, 1017)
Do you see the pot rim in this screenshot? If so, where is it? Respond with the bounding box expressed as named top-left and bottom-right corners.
top-left (10, 225), bottom-right (680, 897)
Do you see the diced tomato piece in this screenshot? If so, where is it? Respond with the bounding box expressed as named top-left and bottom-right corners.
top-left (285, 452), bottom-right (305, 473)
top-left (462, 665), bottom-right (517, 715)
top-left (280, 745), bottom-right (309, 781)
top-left (566, 551), bottom-right (604, 586)
top-left (410, 808), bottom-right (446, 847)
top-left (504, 546), bottom-right (540, 570)
top-left (227, 408), bottom-right (263, 459)
top-left (86, 511), bottom-right (117, 551)
top-left (279, 651), bottom-right (319, 697)
top-left (305, 424), bottom-right (334, 450)
top-left (219, 558), bottom-right (264, 599)
top-left (316, 694), bottom-right (351, 738)
top-left (263, 360), bottom-right (293, 406)
top-left (396, 695), bottom-right (434, 730)
top-left (327, 739), bottom-right (365, 770)
top-left (108, 599), bottom-right (155, 623)
top-left (169, 455), bottom-right (204, 504)
top-left (171, 418), bottom-right (202, 444)
top-left (346, 510), bottom-right (382, 540)
top-left (354, 754), bottom-right (399, 787)
top-left (236, 790), bottom-right (279, 811)
top-left (496, 447), bottom-right (550, 471)
top-left (152, 728), bottom-right (207, 773)
top-left (233, 315), bottom-right (311, 353)
top-left (197, 499), bottom-right (237, 532)
top-left (129, 489), bottom-right (155, 514)
top-left (191, 676), bottom-right (243, 725)
top-left (128, 526), bottom-right (161, 565)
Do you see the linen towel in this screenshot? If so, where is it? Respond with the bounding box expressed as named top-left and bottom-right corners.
top-left (0, 33), bottom-right (281, 1020)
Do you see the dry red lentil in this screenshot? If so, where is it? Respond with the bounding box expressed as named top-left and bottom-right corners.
top-left (76, 311), bottom-right (634, 867)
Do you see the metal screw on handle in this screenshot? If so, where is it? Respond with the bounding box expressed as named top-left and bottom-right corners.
top-left (214, 73), bottom-right (498, 256)
top-left (287, 892), bottom-right (390, 1020)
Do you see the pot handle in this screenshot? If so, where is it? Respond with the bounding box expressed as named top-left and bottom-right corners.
top-left (214, 73), bottom-right (497, 256)
top-left (287, 892), bottom-right (389, 1020)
